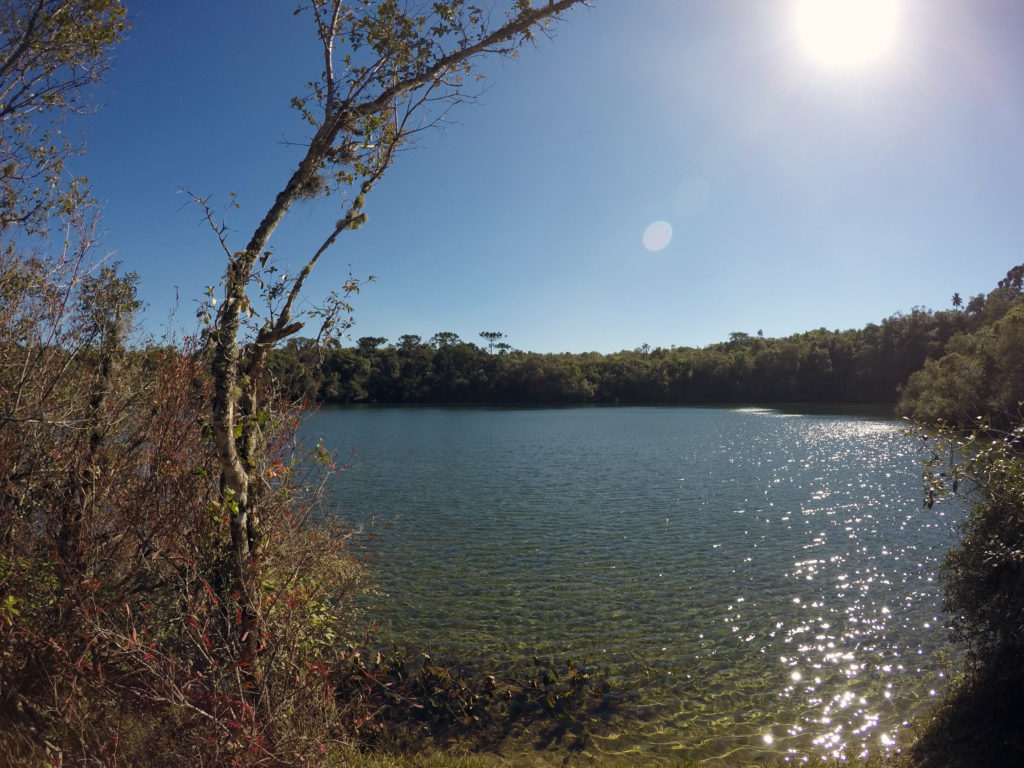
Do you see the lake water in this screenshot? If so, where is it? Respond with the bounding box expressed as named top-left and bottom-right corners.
top-left (302, 405), bottom-right (961, 766)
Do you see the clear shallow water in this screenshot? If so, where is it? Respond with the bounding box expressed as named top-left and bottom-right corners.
top-left (302, 405), bottom-right (961, 765)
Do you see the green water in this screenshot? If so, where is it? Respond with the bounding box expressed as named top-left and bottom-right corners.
top-left (304, 405), bottom-right (961, 765)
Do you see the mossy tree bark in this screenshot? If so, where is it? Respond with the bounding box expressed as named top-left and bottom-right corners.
top-left (202, 0), bottom-right (589, 721)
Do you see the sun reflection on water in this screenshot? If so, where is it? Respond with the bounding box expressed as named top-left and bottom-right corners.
top-left (695, 410), bottom-right (962, 763)
top-left (315, 406), bottom-right (964, 766)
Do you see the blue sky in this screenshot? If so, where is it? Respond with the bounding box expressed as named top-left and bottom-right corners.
top-left (73, 1), bottom-right (1024, 353)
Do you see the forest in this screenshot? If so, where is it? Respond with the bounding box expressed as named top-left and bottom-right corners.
top-left (266, 266), bottom-right (1024, 410)
top-left (3, 2), bottom-right (1024, 767)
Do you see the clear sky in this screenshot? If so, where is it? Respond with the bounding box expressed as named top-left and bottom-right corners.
top-left (71, 0), bottom-right (1024, 353)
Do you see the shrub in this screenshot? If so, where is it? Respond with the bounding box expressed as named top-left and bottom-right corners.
top-left (0, 243), bottom-right (368, 766)
top-left (923, 423), bottom-right (1024, 676)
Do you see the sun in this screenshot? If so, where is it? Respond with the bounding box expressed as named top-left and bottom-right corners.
top-left (794, 0), bottom-right (901, 70)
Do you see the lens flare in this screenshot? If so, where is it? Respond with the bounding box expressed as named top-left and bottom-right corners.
top-left (642, 220), bottom-right (673, 252)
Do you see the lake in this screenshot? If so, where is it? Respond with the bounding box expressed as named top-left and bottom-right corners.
top-left (302, 405), bottom-right (961, 765)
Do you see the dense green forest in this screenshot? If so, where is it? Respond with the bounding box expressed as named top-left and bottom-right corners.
top-left (267, 264), bottom-right (1024, 409)
top-left (898, 266), bottom-right (1024, 428)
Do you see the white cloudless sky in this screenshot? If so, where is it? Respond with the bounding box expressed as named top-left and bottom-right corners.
top-left (74, 0), bottom-right (1024, 352)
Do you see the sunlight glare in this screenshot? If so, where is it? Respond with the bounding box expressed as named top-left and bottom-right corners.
top-left (794, 0), bottom-right (900, 70)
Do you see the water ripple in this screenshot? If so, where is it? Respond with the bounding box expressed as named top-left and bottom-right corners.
top-left (306, 406), bottom-right (963, 764)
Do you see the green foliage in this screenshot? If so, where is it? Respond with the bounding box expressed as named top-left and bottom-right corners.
top-left (430, 331), bottom-right (463, 348)
top-left (358, 335), bottom-right (389, 350)
top-left (920, 423), bottom-right (1024, 675)
top-left (897, 267), bottom-right (1024, 765)
top-left (268, 305), bottom-right (972, 406)
top-left (899, 301), bottom-right (1024, 429)
top-left (266, 262), bottom-right (1024, 410)
top-left (0, 555), bottom-right (56, 625)
top-left (0, 0), bottom-right (127, 234)
top-left (479, 330), bottom-right (505, 353)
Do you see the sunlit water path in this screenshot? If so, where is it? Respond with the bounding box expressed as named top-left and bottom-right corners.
top-left (303, 405), bottom-right (961, 765)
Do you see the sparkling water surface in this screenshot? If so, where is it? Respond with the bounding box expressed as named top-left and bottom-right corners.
top-left (303, 405), bottom-right (961, 765)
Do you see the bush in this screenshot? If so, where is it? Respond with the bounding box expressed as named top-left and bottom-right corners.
top-left (0, 244), bottom-right (368, 766)
top-left (923, 423), bottom-right (1024, 675)
top-left (913, 419), bottom-right (1024, 766)
top-left (899, 303), bottom-right (1024, 430)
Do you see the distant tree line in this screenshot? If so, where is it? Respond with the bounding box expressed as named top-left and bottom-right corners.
top-left (261, 290), bottom-right (997, 408)
top-left (266, 268), bottom-right (1024, 409)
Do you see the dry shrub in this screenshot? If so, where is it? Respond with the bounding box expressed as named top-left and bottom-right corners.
top-left (0, 234), bottom-right (366, 766)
